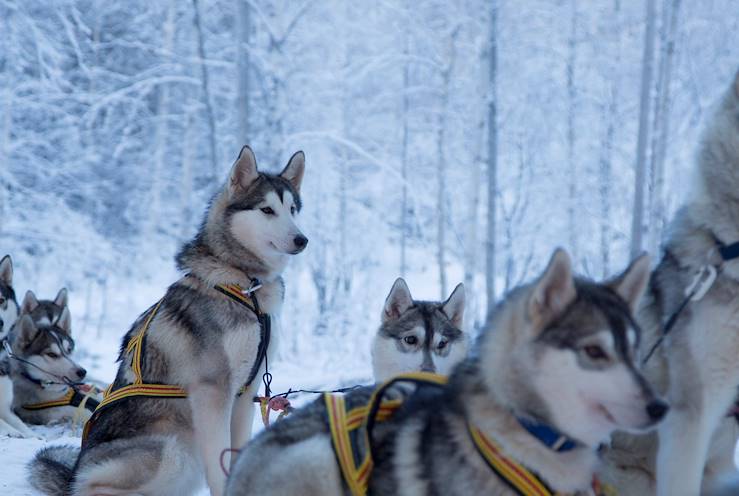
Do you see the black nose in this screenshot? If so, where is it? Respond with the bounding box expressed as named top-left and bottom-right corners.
top-left (294, 235), bottom-right (308, 249)
top-left (0, 317), bottom-right (4, 330)
top-left (646, 399), bottom-right (669, 421)
top-left (76, 368), bottom-right (87, 380)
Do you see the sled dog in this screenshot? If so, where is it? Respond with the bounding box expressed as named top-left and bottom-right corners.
top-left (371, 278), bottom-right (467, 381)
top-left (225, 249), bottom-right (667, 496)
top-left (601, 69), bottom-right (739, 496)
top-left (28, 146), bottom-right (307, 496)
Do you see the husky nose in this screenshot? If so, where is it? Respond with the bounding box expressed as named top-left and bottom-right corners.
top-left (0, 317), bottom-right (3, 330)
top-left (294, 235), bottom-right (308, 250)
top-left (75, 368), bottom-right (87, 380)
top-left (646, 399), bottom-right (669, 421)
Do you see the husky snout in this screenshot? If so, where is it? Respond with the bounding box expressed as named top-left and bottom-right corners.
top-left (646, 398), bottom-right (669, 422)
top-left (292, 233), bottom-right (308, 253)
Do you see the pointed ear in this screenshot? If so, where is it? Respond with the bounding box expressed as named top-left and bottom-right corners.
top-left (55, 307), bottom-right (72, 334)
top-left (0, 255), bottom-right (12, 286)
top-left (21, 290), bottom-right (40, 315)
top-left (280, 151), bottom-right (305, 194)
top-left (15, 314), bottom-right (37, 345)
top-left (442, 283), bottom-right (465, 329)
top-left (54, 288), bottom-right (68, 308)
top-left (382, 278), bottom-right (414, 323)
top-left (528, 249), bottom-right (577, 326)
top-left (609, 253), bottom-right (651, 314)
top-left (229, 145), bottom-right (259, 195)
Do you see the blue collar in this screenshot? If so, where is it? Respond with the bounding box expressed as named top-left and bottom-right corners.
top-left (516, 416), bottom-right (579, 452)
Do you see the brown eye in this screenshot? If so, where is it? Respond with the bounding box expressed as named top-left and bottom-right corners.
top-left (437, 339), bottom-right (448, 350)
top-left (584, 345), bottom-right (608, 361)
top-left (0, 297), bottom-right (5, 305)
top-left (261, 207), bottom-right (275, 215)
top-left (403, 336), bottom-right (418, 346)
top-left (46, 352), bottom-right (60, 359)
top-left (290, 205), bottom-right (296, 215)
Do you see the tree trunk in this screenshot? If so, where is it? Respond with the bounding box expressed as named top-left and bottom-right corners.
top-left (648, 0), bottom-right (683, 253)
top-left (630, 0), bottom-right (657, 258)
top-left (236, 0), bottom-right (251, 145)
top-left (485, 1), bottom-right (499, 318)
top-left (192, 0), bottom-right (219, 177)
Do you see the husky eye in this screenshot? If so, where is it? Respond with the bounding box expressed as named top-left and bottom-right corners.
top-left (583, 345), bottom-right (608, 361)
top-left (290, 205), bottom-right (296, 215)
top-left (260, 207), bottom-right (275, 215)
top-left (403, 336), bottom-right (418, 346)
top-left (437, 339), bottom-right (448, 350)
top-left (46, 352), bottom-right (60, 359)
top-left (0, 297), bottom-right (5, 305)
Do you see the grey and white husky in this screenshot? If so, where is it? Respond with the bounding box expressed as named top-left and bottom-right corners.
top-left (371, 278), bottom-right (466, 381)
top-left (28, 146), bottom-right (307, 496)
top-left (225, 249), bottom-right (667, 496)
top-left (9, 289), bottom-right (91, 425)
top-left (602, 69), bottom-right (739, 496)
top-left (0, 254), bottom-right (34, 437)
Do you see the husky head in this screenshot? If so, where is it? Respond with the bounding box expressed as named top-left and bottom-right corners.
top-left (10, 302), bottom-right (86, 393)
top-left (20, 289), bottom-right (68, 327)
top-left (0, 255), bottom-right (19, 339)
top-left (177, 146), bottom-right (307, 280)
top-left (481, 249), bottom-right (667, 448)
top-left (371, 279), bottom-right (467, 382)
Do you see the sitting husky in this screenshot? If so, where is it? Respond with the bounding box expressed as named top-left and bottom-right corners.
top-left (29, 146), bottom-right (307, 496)
top-left (0, 254), bottom-right (35, 438)
top-left (371, 278), bottom-right (466, 381)
top-left (9, 290), bottom-right (93, 425)
top-left (225, 249), bottom-right (667, 495)
top-left (601, 69), bottom-right (739, 496)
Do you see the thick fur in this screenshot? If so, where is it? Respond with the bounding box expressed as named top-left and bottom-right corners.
top-left (28, 146), bottom-right (307, 496)
top-left (0, 254), bottom-right (36, 438)
top-left (371, 279), bottom-right (467, 381)
top-left (601, 69), bottom-right (739, 496)
top-left (226, 250), bottom-right (665, 495)
top-left (9, 291), bottom-right (90, 425)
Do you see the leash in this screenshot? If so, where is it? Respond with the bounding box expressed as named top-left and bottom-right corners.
top-left (642, 239), bottom-right (739, 365)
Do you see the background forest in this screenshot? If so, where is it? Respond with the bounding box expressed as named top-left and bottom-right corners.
top-left (1, 0), bottom-right (738, 382)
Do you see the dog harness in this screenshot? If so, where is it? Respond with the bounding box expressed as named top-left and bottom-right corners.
top-left (82, 280), bottom-right (270, 442)
top-left (326, 373), bottom-right (615, 496)
top-left (21, 384), bottom-right (101, 413)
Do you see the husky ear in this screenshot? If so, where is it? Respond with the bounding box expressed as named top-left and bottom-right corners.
top-left (14, 314), bottom-right (38, 346)
top-left (229, 146), bottom-right (259, 194)
top-left (528, 249), bottom-right (577, 326)
top-left (609, 253), bottom-right (651, 314)
top-left (21, 290), bottom-right (40, 315)
top-left (55, 307), bottom-right (72, 334)
top-left (280, 151), bottom-right (305, 194)
top-left (0, 255), bottom-right (12, 286)
top-left (383, 278), bottom-right (414, 323)
top-left (442, 283), bottom-right (465, 329)
top-left (54, 288), bottom-right (68, 308)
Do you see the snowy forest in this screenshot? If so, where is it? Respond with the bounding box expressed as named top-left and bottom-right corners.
top-left (1, 0), bottom-right (738, 382)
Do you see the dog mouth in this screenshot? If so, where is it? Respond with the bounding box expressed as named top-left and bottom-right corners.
top-left (595, 403), bottom-right (616, 424)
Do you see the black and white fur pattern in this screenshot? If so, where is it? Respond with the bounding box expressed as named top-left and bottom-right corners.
top-left (0, 254), bottom-right (34, 438)
top-left (9, 289), bottom-right (90, 425)
top-left (225, 249), bottom-right (667, 496)
top-left (28, 146), bottom-right (307, 496)
top-left (371, 278), bottom-right (466, 381)
top-left (602, 69), bottom-right (739, 496)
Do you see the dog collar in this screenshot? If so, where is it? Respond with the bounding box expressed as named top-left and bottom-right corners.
top-left (516, 416), bottom-right (579, 452)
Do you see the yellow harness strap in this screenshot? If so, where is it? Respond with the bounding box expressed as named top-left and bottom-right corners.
top-left (325, 372), bottom-right (447, 496)
top-left (21, 389), bottom-right (76, 410)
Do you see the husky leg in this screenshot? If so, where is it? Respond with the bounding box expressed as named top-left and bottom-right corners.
top-left (0, 416), bottom-right (25, 437)
top-left (190, 383), bottom-right (232, 496)
top-left (702, 417), bottom-right (739, 495)
top-left (231, 380), bottom-right (258, 453)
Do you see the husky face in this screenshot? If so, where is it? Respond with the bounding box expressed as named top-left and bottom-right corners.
top-left (226, 147), bottom-right (307, 266)
top-left (371, 279), bottom-right (467, 382)
top-left (10, 305), bottom-right (85, 393)
top-left (484, 250), bottom-right (667, 448)
top-left (0, 255), bottom-right (19, 340)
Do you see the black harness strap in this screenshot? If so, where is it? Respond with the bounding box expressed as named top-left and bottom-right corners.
top-left (718, 240), bottom-right (739, 262)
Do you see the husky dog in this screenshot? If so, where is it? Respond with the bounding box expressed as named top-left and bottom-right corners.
top-left (371, 278), bottom-right (466, 381)
top-left (9, 290), bottom-right (92, 425)
top-left (601, 70), bottom-right (739, 496)
top-left (225, 249), bottom-right (667, 496)
top-left (0, 254), bottom-right (35, 437)
top-left (28, 146), bottom-right (307, 496)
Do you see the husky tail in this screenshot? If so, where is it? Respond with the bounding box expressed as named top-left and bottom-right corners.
top-left (28, 445), bottom-right (78, 495)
